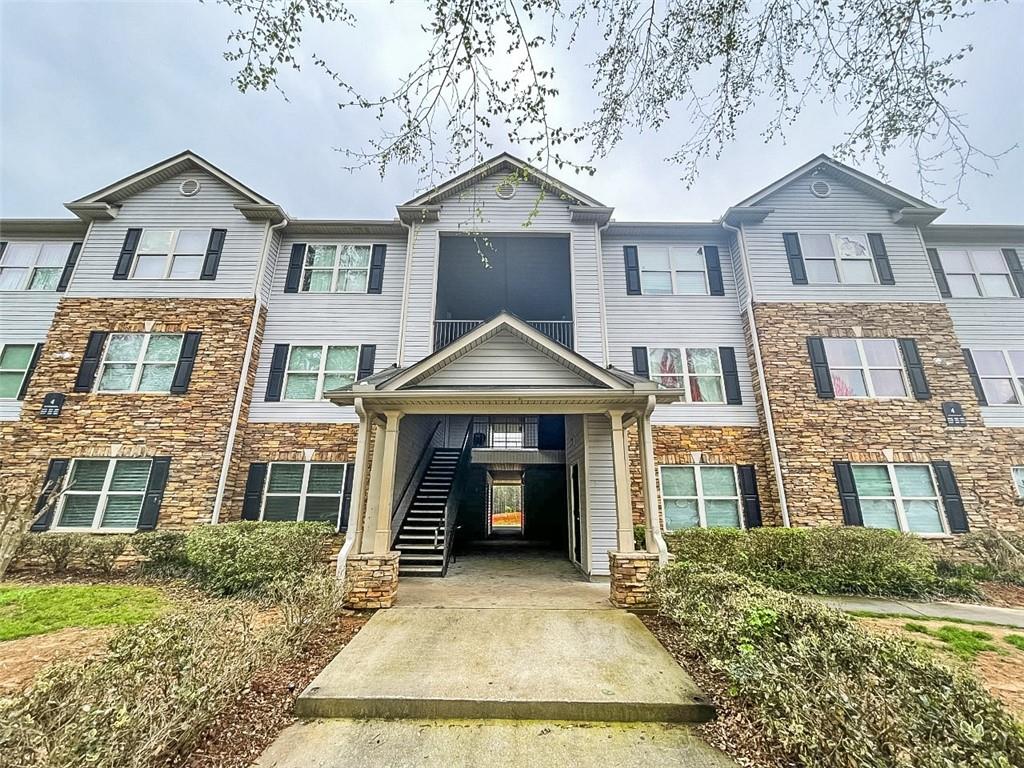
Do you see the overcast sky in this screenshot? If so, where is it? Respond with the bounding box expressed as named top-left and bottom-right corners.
top-left (2, 0), bottom-right (1022, 223)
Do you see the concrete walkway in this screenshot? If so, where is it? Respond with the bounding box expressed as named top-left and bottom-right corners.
top-left (813, 595), bottom-right (1024, 627)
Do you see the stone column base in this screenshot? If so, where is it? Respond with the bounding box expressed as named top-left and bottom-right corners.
top-left (608, 551), bottom-right (661, 609)
top-left (343, 552), bottom-right (400, 609)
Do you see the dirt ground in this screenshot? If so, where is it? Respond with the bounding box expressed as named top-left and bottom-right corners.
top-left (0, 625), bottom-right (114, 694)
top-left (978, 580), bottom-right (1024, 608)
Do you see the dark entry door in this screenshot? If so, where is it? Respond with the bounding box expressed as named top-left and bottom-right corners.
top-left (570, 463), bottom-right (582, 565)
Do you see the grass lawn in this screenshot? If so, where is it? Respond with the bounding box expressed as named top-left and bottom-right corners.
top-left (0, 584), bottom-right (167, 641)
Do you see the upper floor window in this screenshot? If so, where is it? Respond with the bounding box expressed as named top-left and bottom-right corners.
top-left (970, 349), bottom-right (1024, 405)
top-left (302, 244), bottom-right (371, 293)
top-left (132, 229), bottom-right (209, 279)
top-left (638, 246), bottom-right (708, 295)
top-left (284, 345), bottom-right (358, 400)
top-left (660, 465), bottom-right (742, 530)
top-left (823, 338), bottom-right (908, 398)
top-left (1014, 467), bottom-right (1024, 498)
top-left (800, 233), bottom-right (875, 284)
top-left (262, 462), bottom-right (347, 525)
top-left (648, 347), bottom-right (725, 403)
top-left (97, 333), bottom-right (183, 393)
top-left (849, 463), bottom-right (946, 535)
top-left (0, 344), bottom-right (35, 399)
top-left (0, 242), bottom-right (72, 291)
top-left (55, 458), bottom-right (151, 531)
top-left (939, 249), bottom-right (1018, 298)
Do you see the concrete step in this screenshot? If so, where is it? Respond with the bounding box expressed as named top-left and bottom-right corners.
top-left (399, 565), bottom-right (445, 576)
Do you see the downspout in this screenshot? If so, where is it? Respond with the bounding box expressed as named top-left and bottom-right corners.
top-left (211, 214), bottom-right (289, 524)
top-left (395, 218), bottom-right (416, 365)
top-left (594, 220), bottom-right (612, 366)
top-left (335, 397), bottom-right (369, 583)
top-left (721, 220), bottom-right (791, 527)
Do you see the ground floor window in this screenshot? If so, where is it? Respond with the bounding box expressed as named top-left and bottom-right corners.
top-left (851, 463), bottom-right (946, 534)
top-left (1014, 466), bottom-right (1024, 498)
top-left (659, 465), bottom-right (741, 530)
top-left (262, 462), bottom-right (346, 525)
top-left (56, 458), bottom-right (152, 531)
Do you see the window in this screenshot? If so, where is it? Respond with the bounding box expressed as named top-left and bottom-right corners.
top-left (660, 465), bottom-right (741, 530)
top-left (800, 233), bottom-right (875, 284)
top-left (970, 349), bottom-right (1024, 405)
top-left (132, 229), bottom-right (209, 279)
top-left (97, 333), bottom-right (183, 393)
top-left (55, 458), bottom-right (151, 531)
top-left (301, 244), bottom-right (371, 293)
top-left (0, 344), bottom-right (35, 399)
top-left (0, 242), bottom-right (72, 291)
top-left (648, 347), bottom-right (725, 402)
top-left (823, 338), bottom-right (908, 398)
top-left (851, 463), bottom-right (946, 534)
top-left (939, 249), bottom-right (1017, 298)
top-left (638, 246), bottom-right (708, 295)
top-left (283, 345), bottom-right (358, 400)
top-left (262, 462), bottom-right (347, 524)
top-left (1013, 467), bottom-right (1024, 499)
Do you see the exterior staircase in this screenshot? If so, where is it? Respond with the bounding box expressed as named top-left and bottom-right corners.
top-left (395, 447), bottom-right (462, 576)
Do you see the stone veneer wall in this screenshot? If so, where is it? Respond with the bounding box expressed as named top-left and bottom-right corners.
top-left (343, 552), bottom-right (399, 609)
top-left (753, 302), bottom-right (1024, 535)
top-left (0, 298), bottom-right (255, 530)
top-left (608, 551), bottom-right (660, 608)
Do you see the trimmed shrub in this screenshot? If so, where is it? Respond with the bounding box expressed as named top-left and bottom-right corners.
top-left (632, 524), bottom-right (646, 551)
top-left (184, 521), bottom-right (334, 595)
top-left (653, 564), bottom-right (1024, 767)
top-left (21, 533), bottom-right (87, 575)
top-left (131, 531), bottom-right (188, 576)
top-left (81, 535), bottom-right (130, 577)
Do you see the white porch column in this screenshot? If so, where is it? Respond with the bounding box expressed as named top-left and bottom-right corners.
top-left (638, 399), bottom-right (669, 562)
top-left (360, 419), bottom-right (387, 553)
top-left (335, 402), bottom-right (372, 580)
top-left (608, 409), bottom-right (635, 552)
top-left (373, 410), bottom-right (404, 554)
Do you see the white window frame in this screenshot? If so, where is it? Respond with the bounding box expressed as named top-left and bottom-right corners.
top-left (95, 333), bottom-right (184, 394)
top-left (658, 464), bottom-right (743, 531)
top-left (261, 461), bottom-right (347, 525)
top-left (53, 458), bottom-right (152, 533)
top-left (0, 343), bottom-right (35, 400)
top-left (799, 233), bottom-right (877, 285)
top-left (852, 462), bottom-right (949, 536)
top-left (1013, 467), bottom-right (1024, 499)
top-left (938, 248), bottom-right (1018, 298)
top-left (638, 245), bottom-right (709, 296)
top-left (0, 241), bottom-right (72, 291)
top-left (130, 228), bottom-right (210, 280)
top-left (300, 243), bottom-right (372, 294)
top-left (970, 348), bottom-right (1024, 407)
top-left (647, 346), bottom-right (726, 403)
top-left (282, 344), bottom-right (359, 401)
top-left (823, 337), bottom-right (910, 399)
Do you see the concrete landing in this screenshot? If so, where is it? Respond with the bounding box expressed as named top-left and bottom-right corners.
top-left (295, 608), bottom-right (713, 722)
top-left (257, 719), bottom-right (737, 768)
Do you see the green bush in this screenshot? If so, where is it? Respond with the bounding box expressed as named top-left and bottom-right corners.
top-left (21, 533), bottom-right (87, 575)
top-left (80, 535), bottom-right (129, 577)
top-left (664, 526), bottom-right (968, 598)
top-left (184, 521), bottom-right (333, 595)
top-left (632, 524), bottom-right (646, 551)
top-left (653, 564), bottom-right (1024, 768)
top-left (131, 531), bottom-right (188, 576)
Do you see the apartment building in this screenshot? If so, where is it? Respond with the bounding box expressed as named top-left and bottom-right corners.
top-left (2, 151), bottom-right (1021, 605)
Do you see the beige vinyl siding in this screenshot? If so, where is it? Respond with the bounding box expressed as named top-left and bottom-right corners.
top-left (391, 414), bottom-right (445, 508)
top-left (68, 171), bottom-right (268, 298)
top-left (259, 229), bottom-right (283, 304)
top-left (564, 415), bottom-right (589, 572)
top-left (584, 413), bottom-right (616, 576)
top-left (741, 173), bottom-right (942, 302)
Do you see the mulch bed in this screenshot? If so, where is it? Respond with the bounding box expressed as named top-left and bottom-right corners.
top-left (978, 580), bottom-right (1024, 609)
top-left (173, 613), bottom-right (369, 768)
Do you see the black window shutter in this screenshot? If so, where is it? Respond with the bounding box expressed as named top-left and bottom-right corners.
top-left (834, 461), bottom-right (863, 526)
top-left (1002, 248), bottom-right (1024, 297)
top-left (74, 331), bottom-right (108, 392)
top-left (56, 242), bottom-right (82, 292)
top-left (962, 348), bottom-right (987, 405)
top-left (738, 465), bottom-right (762, 528)
top-left (265, 344), bottom-right (289, 402)
top-left (783, 233), bottom-right (807, 285)
top-left (867, 233), bottom-right (895, 285)
top-left (338, 461), bottom-right (355, 532)
top-left (17, 343), bottom-right (43, 401)
top-left (0, 242), bottom-right (6, 257)
top-left (242, 463), bottom-right (268, 521)
top-left (170, 332), bottom-right (201, 394)
top-left (367, 244), bottom-right (387, 294)
top-left (806, 337), bottom-right (834, 399)
top-left (284, 243), bottom-right (306, 293)
top-left (357, 345), bottom-right (376, 381)
top-left (897, 338), bottom-right (930, 400)
top-left (719, 347), bottom-right (742, 404)
top-left (623, 246), bottom-right (641, 295)
top-left (703, 245), bottom-right (724, 296)
top-left (927, 248), bottom-right (951, 298)
top-left (200, 229), bottom-right (227, 281)
top-left (932, 461), bottom-right (969, 533)
top-left (113, 229), bottom-right (142, 280)
top-left (137, 457), bottom-right (171, 531)
top-left (30, 458), bottom-right (69, 532)
top-left (631, 346), bottom-right (650, 378)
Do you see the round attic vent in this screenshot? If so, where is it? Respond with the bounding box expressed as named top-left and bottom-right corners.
top-left (495, 180), bottom-right (517, 200)
top-left (179, 179), bottom-right (201, 197)
top-left (810, 179), bottom-right (832, 198)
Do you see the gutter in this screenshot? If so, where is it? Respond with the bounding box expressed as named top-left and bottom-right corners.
top-left (720, 220), bottom-right (791, 527)
top-left (210, 214), bottom-right (289, 524)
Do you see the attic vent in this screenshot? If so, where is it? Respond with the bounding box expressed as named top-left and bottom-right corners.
top-left (179, 179), bottom-right (201, 197)
top-left (495, 180), bottom-right (517, 200)
top-left (810, 179), bottom-right (832, 198)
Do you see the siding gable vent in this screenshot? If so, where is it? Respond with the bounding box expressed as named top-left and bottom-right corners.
top-left (810, 179), bottom-right (832, 198)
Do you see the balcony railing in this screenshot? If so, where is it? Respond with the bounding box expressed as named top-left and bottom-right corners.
top-left (433, 319), bottom-right (574, 351)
